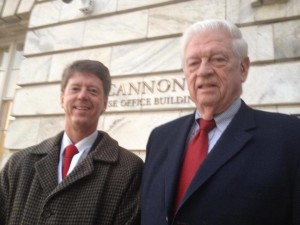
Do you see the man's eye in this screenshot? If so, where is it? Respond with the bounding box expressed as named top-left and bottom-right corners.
top-left (210, 56), bottom-right (227, 66)
top-left (89, 88), bottom-right (98, 94)
top-left (187, 61), bottom-right (200, 68)
top-left (71, 87), bottom-right (79, 92)
top-left (189, 62), bottom-right (198, 66)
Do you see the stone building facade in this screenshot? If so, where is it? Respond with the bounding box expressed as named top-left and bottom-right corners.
top-left (0, 0), bottom-right (300, 167)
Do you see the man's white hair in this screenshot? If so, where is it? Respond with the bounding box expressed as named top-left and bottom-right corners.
top-left (181, 19), bottom-right (248, 65)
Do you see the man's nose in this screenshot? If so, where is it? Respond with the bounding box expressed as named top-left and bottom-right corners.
top-left (77, 89), bottom-right (88, 99)
top-left (196, 60), bottom-right (213, 76)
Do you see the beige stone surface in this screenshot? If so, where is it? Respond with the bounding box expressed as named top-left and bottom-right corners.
top-left (26, 10), bottom-right (149, 55)
top-left (29, 1), bottom-right (62, 27)
top-left (48, 47), bottom-right (112, 82)
top-left (254, 0), bottom-right (300, 21)
top-left (17, 0), bottom-right (36, 15)
top-left (148, 0), bottom-right (225, 37)
top-left (100, 110), bottom-right (192, 150)
top-left (1, 0), bottom-right (20, 18)
top-left (5, 117), bottom-right (41, 149)
top-left (17, 48), bottom-right (112, 85)
top-left (117, 0), bottom-right (174, 10)
top-left (83, 10), bottom-right (148, 47)
top-left (30, 0), bottom-right (117, 27)
top-left (36, 116), bottom-right (65, 143)
top-left (110, 38), bottom-right (181, 75)
top-left (5, 116), bottom-right (64, 150)
top-left (0, 71), bottom-right (5, 97)
top-left (228, 0), bottom-right (300, 23)
top-left (0, 150), bottom-right (14, 169)
top-left (242, 62), bottom-right (300, 105)
top-left (241, 25), bottom-right (274, 62)
top-left (274, 19), bottom-right (300, 59)
top-left (0, 0), bottom-right (4, 12)
top-left (25, 21), bottom-right (85, 54)
top-left (18, 55), bottom-right (52, 84)
top-left (25, 1), bottom-right (300, 58)
top-left (12, 84), bottom-right (62, 116)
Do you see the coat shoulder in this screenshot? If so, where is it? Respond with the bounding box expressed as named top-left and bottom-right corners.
top-left (97, 131), bottom-right (144, 170)
top-left (1, 132), bottom-right (63, 179)
top-left (252, 108), bottom-right (300, 130)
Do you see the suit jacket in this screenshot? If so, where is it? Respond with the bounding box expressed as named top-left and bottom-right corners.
top-left (141, 101), bottom-right (300, 225)
top-left (0, 131), bottom-right (143, 225)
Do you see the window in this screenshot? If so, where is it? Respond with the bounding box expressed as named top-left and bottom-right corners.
top-left (0, 42), bottom-right (24, 159)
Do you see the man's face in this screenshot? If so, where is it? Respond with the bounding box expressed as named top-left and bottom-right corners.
top-left (60, 72), bottom-right (107, 134)
top-left (183, 30), bottom-right (249, 117)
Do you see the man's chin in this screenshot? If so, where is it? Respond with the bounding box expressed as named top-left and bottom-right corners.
top-left (72, 120), bottom-right (91, 130)
top-left (196, 97), bottom-right (218, 106)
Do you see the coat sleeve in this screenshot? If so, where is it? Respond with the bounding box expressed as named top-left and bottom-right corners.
top-left (114, 159), bottom-right (143, 225)
top-left (293, 159), bottom-right (300, 225)
top-left (0, 160), bottom-right (10, 224)
top-left (0, 151), bottom-right (27, 224)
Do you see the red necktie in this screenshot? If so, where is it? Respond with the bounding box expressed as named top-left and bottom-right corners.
top-left (175, 119), bottom-right (216, 210)
top-left (62, 144), bottom-right (78, 179)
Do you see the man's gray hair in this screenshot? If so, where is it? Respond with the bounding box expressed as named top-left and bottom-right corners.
top-left (181, 19), bottom-right (248, 65)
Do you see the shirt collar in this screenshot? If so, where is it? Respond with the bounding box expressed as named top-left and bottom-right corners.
top-left (195, 98), bottom-right (241, 132)
top-left (62, 130), bottom-right (98, 153)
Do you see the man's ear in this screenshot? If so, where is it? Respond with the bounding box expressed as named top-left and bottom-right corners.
top-left (103, 97), bottom-right (108, 111)
top-left (241, 64), bottom-right (245, 72)
top-left (240, 57), bottom-right (250, 83)
top-left (60, 92), bottom-right (64, 108)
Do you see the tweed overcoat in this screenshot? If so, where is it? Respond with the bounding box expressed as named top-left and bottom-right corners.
top-left (0, 131), bottom-right (143, 225)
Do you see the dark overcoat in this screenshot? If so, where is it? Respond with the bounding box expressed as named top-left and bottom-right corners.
top-left (141, 101), bottom-right (300, 225)
top-left (0, 131), bottom-right (143, 225)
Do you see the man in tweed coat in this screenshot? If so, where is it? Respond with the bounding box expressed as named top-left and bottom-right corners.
top-left (0, 60), bottom-right (143, 225)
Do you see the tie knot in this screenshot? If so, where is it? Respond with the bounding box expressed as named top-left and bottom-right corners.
top-left (65, 145), bottom-right (78, 158)
top-left (199, 119), bottom-right (216, 132)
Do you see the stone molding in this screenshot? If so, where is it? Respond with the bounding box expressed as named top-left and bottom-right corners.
top-left (251, 0), bottom-right (288, 7)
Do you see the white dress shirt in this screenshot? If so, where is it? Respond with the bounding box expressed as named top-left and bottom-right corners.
top-left (190, 98), bottom-right (242, 153)
top-left (58, 130), bottom-right (98, 183)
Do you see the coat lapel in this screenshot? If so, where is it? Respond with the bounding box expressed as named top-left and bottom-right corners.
top-left (178, 103), bottom-right (256, 210)
top-left (51, 132), bottom-right (119, 198)
top-left (34, 131), bottom-right (119, 200)
top-left (35, 150), bottom-right (61, 195)
top-left (34, 132), bottom-right (63, 195)
top-left (165, 114), bottom-right (195, 216)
